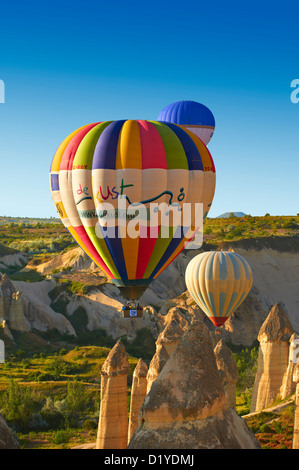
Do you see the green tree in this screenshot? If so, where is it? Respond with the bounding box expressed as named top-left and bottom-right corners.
top-left (0, 380), bottom-right (39, 431)
top-left (65, 380), bottom-right (91, 414)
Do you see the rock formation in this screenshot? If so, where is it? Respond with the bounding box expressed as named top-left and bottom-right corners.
top-left (280, 332), bottom-right (299, 399)
top-left (3, 240), bottom-right (299, 347)
top-left (1, 320), bottom-right (13, 340)
top-left (14, 279), bottom-right (76, 336)
top-left (292, 362), bottom-right (299, 449)
top-left (128, 358), bottom-right (148, 443)
top-left (9, 291), bottom-right (29, 332)
top-left (146, 343), bottom-right (169, 394)
top-left (128, 319), bottom-right (261, 449)
top-left (157, 307), bottom-right (188, 357)
top-left (0, 413), bottom-right (19, 449)
top-left (214, 339), bottom-right (238, 408)
top-left (221, 292), bottom-right (268, 346)
top-left (146, 308), bottom-right (188, 393)
top-left (0, 274), bottom-right (16, 319)
top-left (96, 340), bottom-right (129, 449)
top-left (250, 303), bottom-right (294, 413)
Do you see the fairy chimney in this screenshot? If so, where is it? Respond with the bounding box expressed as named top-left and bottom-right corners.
top-left (146, 308), bottom-right (187, 393)
top-left (214, 339), bottom-right (239, 408)
top-left (128, 358), bottom-right (148, 443)
top-left (128, 319), bottom-right (260, 449)
top-left (96, 340), bottom-right (129, 449)
top-left (9, 292), bottom-right (29, 332)
top-left (250, 303), bottom-right (294, 413)
top-left (156, 308), bottom-right (188, 357)
top-left (0, 274), bottom-right (16, 319)
top-left (292, 362), bottom-right (299, 449)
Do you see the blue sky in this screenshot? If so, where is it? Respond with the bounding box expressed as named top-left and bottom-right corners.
top-left (0, 0), bottom-right (298, 218)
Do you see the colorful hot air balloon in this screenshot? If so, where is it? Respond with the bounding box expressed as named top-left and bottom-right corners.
top-left (185, 251), bottom-right (252, 327)
top-left (158, 100), bottom-right (215, 145)
top-left (50, 120), bottom-right (216, 302)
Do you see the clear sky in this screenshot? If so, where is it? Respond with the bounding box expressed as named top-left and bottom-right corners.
top-left (0, 0), bottom-right (298, 218)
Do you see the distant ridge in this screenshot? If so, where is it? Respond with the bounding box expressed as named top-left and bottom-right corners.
top-left (216, 212), bottom-right (247, 218)
top-left (0, 216), bottom-right (61, 225)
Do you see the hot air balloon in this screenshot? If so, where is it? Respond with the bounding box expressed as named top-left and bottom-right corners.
top-left (50, 120), bottom-right (216, 309)
top-left (157, 100), bottom-right (215, 145)
top-left (185, 251), bottom-right (252, 328)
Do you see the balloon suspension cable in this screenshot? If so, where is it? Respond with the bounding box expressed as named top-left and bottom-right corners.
top-left (214, 326), bottom-right (223, 335)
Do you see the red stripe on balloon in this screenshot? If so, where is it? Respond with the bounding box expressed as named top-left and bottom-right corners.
top-left (207, 147), bottom-right (216, 173)
top-left (137, 120), bottom-right (167, 169)
top-left (60, 123), bottom-right (100, 171)
top-left (135, 225), bottom-right (160, 279)
top-left (153, 229), bottom-right (197, 278)
top-left (73, 225), bottom-right (114, 278)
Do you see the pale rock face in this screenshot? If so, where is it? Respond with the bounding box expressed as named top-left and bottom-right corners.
top-left (221, 292), bottom-right (268, 346)
top-left (0, 253), bottom-right (27, 269)
top-left (28, 247), bottom-right (98, 275)
top-left (96, 340), bottom-right (129, 449)
top-left (12, 280), bottom-right (76, 336)
top-left (129, 319), bottom-right (260, 449)
top-left (214, 339), bottom-right (238, 408)
top-left (9, 291), bottom-right (30, 332)
top-left (250, 303), bottom-right (294, 413)
top-left (146, 344), bottom-right (170, 394)
top-left (128, 359), bottom-right (148, 443)
top-left (235, 246), bottom-right (299, 333)
top-left (5, 242), bottom-right (299, 348)
top-left (146, 308), bottom-right (188, 393)
top-left (156, 308), bottom-right (188, 357)
top-left (0, 413), bottom-right (19, 449)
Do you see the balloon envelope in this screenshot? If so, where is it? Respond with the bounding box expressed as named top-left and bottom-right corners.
top-left (185, 251), bottom-right (252, 327)
top-left (50, 120), bottom-right (216, 300)
top-left (157, 100), bottom-right (215, 145)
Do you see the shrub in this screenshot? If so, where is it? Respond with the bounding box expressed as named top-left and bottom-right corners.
top-left (52, 429), bottom-right (71, 445)
top-left (65, 380), bottom-right (91, 414)
top-left (82, 419), bottom-right (97, 430)
top-left (0, 380), bottom-right (40, 432)
top-left (45, 357), bottom-right (80, 379)
top-left (41, 409), bottom-right (64, 429)
top-left (260, 423), bottom-right (274, 433)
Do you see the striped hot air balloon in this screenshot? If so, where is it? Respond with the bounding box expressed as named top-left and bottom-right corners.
top-left (158, 100), bottom-right (215, 145)
top-left (185, 251), bottom-right (252, 327)
top-left (50, 120), bottom-right (216, 301)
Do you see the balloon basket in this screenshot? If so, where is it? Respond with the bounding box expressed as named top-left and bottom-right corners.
top-left (214, 326), bottom-right (222, 335)
top-left (121, 303), bottom-right (143, 318)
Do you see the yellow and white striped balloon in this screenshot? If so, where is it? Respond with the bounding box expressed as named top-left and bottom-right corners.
top-left (185, 251), bottom-right (253, 327)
